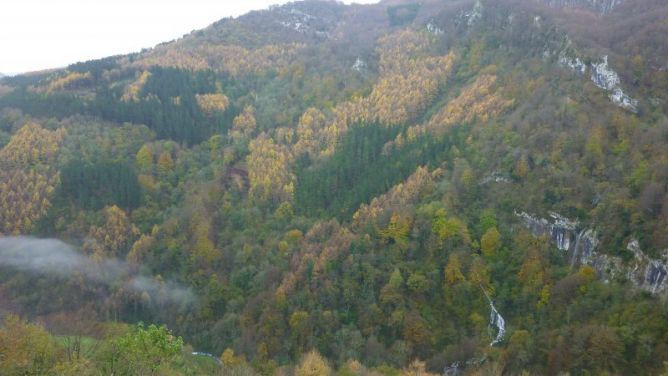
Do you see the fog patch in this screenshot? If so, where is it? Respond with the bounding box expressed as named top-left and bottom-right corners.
top-left (0, 236), bottom-right (194, 306)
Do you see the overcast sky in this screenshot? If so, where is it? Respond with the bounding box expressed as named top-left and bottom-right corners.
top-left (0, 0), bottom-right (379, 75)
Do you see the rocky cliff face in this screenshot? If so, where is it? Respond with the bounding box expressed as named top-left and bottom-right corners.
top-left (538, 0), bottom-right (624, 14)
top-left (548, 37), bottom-right (638, 112)
top-left (590, 56), bottom-right (638, 112)
top-left (516, 211), bottom-right (668, 294)
top-left (516, 211), bottom-right (578, 251)
top-left (625, 240), bottom-right (668, 294)
top-left (458, 1), bottom-right (483, 27)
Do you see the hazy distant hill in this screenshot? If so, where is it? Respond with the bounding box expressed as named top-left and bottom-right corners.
top-left (1, 0), bottom-right (668, 374)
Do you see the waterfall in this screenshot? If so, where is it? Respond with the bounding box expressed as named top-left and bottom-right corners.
top-left (482, 289), bottom-right (505, 346)
top-left (570, 229), bottom-right (586, 267)
top-left (443, 289), bottom-right (504, 374)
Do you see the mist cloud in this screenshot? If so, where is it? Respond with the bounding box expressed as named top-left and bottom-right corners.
top-left (0, 236), bottom-right (194, 306)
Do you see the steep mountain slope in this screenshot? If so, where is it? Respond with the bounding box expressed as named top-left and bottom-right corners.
top-left (1, 0), bottom-right (668, 374)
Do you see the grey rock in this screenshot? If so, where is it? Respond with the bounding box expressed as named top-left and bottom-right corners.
top-left (516, 211), bottom-right (668, 294)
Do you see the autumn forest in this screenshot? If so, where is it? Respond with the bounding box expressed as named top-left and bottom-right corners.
top-left (1, 0), bottom-right (668, 374)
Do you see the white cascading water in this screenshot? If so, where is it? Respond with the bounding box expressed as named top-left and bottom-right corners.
top-left (443, 288), bottom-right (505, 375)
top-left (483, 289), bottom-right (506, 346)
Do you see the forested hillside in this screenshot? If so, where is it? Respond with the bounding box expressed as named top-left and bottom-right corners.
top-left (1, 0), bottom-right (668, 374)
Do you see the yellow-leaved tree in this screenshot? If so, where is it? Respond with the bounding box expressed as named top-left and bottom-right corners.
top-left (402, 359), bottom-right (440, 376)
top-left (480, 227), bottom-right (501, 257)
top-left (0, 315), bottom-right (60, 375)
top-left (135, 144), bottom-right (154, 173)
top-left (0, 122), bottom-right (65, 235)
top-left (247, 133), bottom-right (295, 204)
top-left (196, 93), bottom-right (230, 116)
top-left (229, 105), bottom-right (257, 143)
top-left (84, 206), bottom-right (140, 258)
top-left (295, 350), bottom-right (332, 376)
top-left (445, 254), bottom-right (465, 285)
